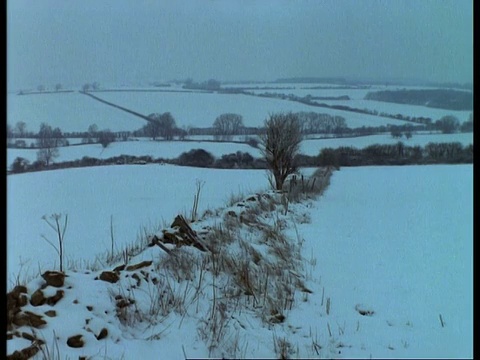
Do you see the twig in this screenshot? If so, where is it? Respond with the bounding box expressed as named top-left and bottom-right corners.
top-left (110, 215), bottom-right (115, 260)
top-left (150, 235), bottom-right (172, 255)
top-left (439, 314), bottom-right (445, 327)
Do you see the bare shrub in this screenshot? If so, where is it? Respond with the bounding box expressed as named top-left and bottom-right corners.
top-left (260, 112), bottom-right (303, 190)
top-left (284, 166), bottom-right (335, 202)
top-left (274, 335), bottom-right (294, 360)
top-left (205, 223), bottom-right (236, 248)
top-left (191, 179), bottom-right (205, 222)
top-left (41, 213), bottom-right (68, 272)
top-left (159, 248), bottom-right (198, 282)
top-left (199, 300), bottom-right (231, 356)
top-left (227, 191), bottom-right (245, 207)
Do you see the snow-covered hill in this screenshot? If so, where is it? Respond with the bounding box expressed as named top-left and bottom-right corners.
top-left (7, 164), bottom-right (473, 359)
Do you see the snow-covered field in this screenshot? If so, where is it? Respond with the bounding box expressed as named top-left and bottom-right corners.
top-left (93, 91), bottom-right (413, 129)
top-left (291, 165), bottom-right (473, 358)
top-left (7, 140), bottom-right (262, 167)
top-left (247, 84), bottom-right (472, 123)
top-left (7, 164), bottom-right (473, 358)
top-left (7, 90), bottom-right (413, 135)
top-left (7, 165), bottom-right (270, 283)
top-left (8, 84), bottom-right (471, 139)
top-left (316, 99), bottom-right (471, 123)
top-left (6, 84), bottom-right (473, 359)
top-left (7, 93), bottom-right (145, 133)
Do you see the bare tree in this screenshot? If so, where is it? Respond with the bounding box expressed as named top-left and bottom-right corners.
top-left (14, 121), bottom-right (27, 137)
top-left (461, 113), bottom-right (473, 132)
top-left (41, 213), bottom-right (68, 272)
top-left (159, 112), bottom-right (177, 140)
top-left (146, 113), bottom-right (162, 140)
top-left (83, 123), bottom-right (99, 143)
top-left (147, 112), bottom-right (177, 140)
top-left (213, 113), bottom-right (244, 141)
top-left (36, 123), bottom-right (59, 166)
top-left (52, 127), bottom-right (66, 147)
top-left (98, 129), bottom-right (116, 148)
top-left (7, 123), bottom-right (12, 136)
top-left (435, 115), bottom-right (460, 134)
top-left (260, 112), bottom-right (302, 190)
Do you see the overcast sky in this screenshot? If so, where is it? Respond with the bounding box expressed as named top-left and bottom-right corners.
top-left (7, 0), bottom-right (473, 90)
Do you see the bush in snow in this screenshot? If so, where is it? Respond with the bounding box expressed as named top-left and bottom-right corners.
top-left (176, 149), bottom-right (215, 168)
top-left (10, 157), bottom-right (30, 173)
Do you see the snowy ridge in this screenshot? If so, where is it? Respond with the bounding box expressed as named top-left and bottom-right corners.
top-left (7, 170), bottom-right (337, 359)
top-left (7, 165), bottom-right (472, 359)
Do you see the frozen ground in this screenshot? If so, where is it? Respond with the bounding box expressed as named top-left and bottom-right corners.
top-left (93, 91), bottom-right (412, 129)
top-left (7, 93), bottom-right (144, 133)
top-left (7, 165), bottom-right (269, 283)
top-left (7, 164), bottom-right (473, 359)
top-left (289, 165), bottom-right (473, 358)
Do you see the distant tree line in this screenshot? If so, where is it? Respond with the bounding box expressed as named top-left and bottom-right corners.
top-left (364, 89), bottom-right (473, 111)
top-left (17, 83), bottom-right (72, 95)
top-left (182, 78), bottom-right (221, 91)
top-left (81, 82), bottom-right (101, 92)
top-left (296, 142), bottom-right (473, 168)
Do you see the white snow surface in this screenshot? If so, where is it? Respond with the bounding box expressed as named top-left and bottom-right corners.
top-left (80, 91), bottom-right (413, 129)
top-left (292, 165), bottom-right (473, 358)
top-left (7, 164), bottom-right (472, 359)
top-left (7, 165), bottom-right (269, 282)
top-left (7, 93), bottom-right (145, 133)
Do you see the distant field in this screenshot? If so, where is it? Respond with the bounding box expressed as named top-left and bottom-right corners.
top-left (7, 92), bottom-right (144, 133)
top-left (249, 86), bottom-right (373, 100)
top-left (7, 83), bottom-right (473, 165)
top-left (7, 84), bottom-right (468, 137)
top-left (85, 91), bottom-right (413, 129)
top-left (317, 99), bottom-right (471, 122)
top-left (300, 132), bottom-right (473, 156)
top-left (249, 84), bottom-right (471, 122)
